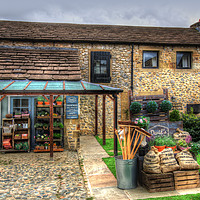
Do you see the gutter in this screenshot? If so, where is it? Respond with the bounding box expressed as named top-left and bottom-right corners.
top-left (131, 44), bottom-right (134, 93)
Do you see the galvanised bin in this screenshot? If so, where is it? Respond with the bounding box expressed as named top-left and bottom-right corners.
top-left (115, 155), bottom-right (138, 190)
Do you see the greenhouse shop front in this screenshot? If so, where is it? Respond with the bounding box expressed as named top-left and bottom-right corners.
top-left (0, 80), bottom-right (123, 159)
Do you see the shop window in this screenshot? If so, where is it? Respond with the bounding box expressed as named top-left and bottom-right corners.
top-left (12, 98), bottom-right (29, 115)
top-left (187, 104), bottom-right (200, 114)
top-left (91, 51), bottom-right (111, 83)
top-left (143, 51), bottom-right (159, 68)
top-left (176, 52), bottom-right (191, 69)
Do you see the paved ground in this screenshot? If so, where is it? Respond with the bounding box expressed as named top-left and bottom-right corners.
top-left (79, 136), bottom-right (129, 200)
top-left (80, 135), bottom-right (200, 200)
top-left (0, 151), bottom-right (87, 200)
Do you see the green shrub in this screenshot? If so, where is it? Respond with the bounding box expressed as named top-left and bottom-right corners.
top-left (146, 101), bottom-right (158, 113)
top-left (130, 102), bottom-right (142, 114)
top-left (169, 109), bottom-right (181, 121)
top-left (160, 100), bottom-right (172, 112)
top-left (181, 112), bottom-right (200, 142)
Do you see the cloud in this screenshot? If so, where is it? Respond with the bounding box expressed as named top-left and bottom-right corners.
top-left (0, 0), bottom-right (199, 27)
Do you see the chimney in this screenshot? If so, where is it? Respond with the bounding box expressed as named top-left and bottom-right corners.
top-left (190, 19), bottom-right (200, 32)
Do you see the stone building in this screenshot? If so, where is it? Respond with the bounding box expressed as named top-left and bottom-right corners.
top-left (0, 20), bottom-right (200, 149)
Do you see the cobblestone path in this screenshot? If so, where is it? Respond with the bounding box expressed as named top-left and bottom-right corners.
top-left (0, 151), bottom-right (87, 200)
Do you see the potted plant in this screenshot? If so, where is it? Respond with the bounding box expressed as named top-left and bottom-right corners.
top-left (53, 143), bottom-right (57, 149)
top-left (58, 122), bottom-right (64, 129)
top-left (154, 136), bottom-right (166, 152)
top-left (56, 96), bottom-right (63, 106)
top-left (44, 98), bottom-right (50, 105)
top-left (35, 145), bottom-right (40, 150)
top-left (130, 102), bottom-right (142, 114)
top-left (177, 139), bottom-right (190, 151)
top-left (160, 100), bottom-right (172, 112)
top-left (43, 123), bottom-right (49, 130)
top-left (39, 144), bottom-right (44, 150)
top-left (37, 96), bottom-right (44, 105)
top-left (44, 142), bottom-right (49, 150)
top-left (165, 136), bottom-right (176, 151)
top-left (53, 133), bottom-right (61, 139)
top-left (146, 101), bottom-right (158, 113)
top-left (53, 121), bottom-right (58, 128)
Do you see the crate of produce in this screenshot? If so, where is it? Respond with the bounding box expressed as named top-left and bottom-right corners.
top-left (14, 135), bottom-right (21, 139)
top-left (22, 134), bottom-right (28, 139)
top-left (141, 170), bottom-right (175, 193)
top-left (173, 170), bottom-right (199, 190)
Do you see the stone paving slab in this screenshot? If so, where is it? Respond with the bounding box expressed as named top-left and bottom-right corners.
top-left (92, 187), bottom-right (130, 200)
top-left (83, 159), bottom-right (111, 175)
top-left (88, 173), bottom-right (117, 188)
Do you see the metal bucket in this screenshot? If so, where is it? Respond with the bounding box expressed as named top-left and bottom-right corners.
top-left (115, 155), bottom-right (138, 190)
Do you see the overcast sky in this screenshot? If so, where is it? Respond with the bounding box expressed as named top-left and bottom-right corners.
top-left (0, 0), bottom-right (199, 27)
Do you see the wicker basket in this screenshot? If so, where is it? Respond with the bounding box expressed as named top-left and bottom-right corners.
top-left (3, 127), bottom-right (12, 134)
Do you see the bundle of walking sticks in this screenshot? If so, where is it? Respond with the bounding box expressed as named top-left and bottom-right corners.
top-left (115, 121), bottom-right (151, 160)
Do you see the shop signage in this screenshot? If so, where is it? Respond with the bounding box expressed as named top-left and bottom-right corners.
top-left (66, 96), bottom-right (78, 119)
top-left (148, 121), bottom-right (183, 136)
top-left (148, 124), bottom-right (169, 136)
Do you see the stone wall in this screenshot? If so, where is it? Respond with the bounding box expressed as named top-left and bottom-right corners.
top-left (132, 45), bottom-right (200, 112)
top-left (1, 39), bottom-right (200, 144)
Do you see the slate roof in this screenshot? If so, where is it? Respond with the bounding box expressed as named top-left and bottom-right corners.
top-left (0, 20), bottom-right (200, 46)
top-left (0, 46), bottom-right (81, 80)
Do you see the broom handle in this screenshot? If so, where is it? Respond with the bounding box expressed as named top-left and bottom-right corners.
top-left (131, 135), bottom-right (145, 159)
top-left (127, 126), bottom-right (131, 159)
top-left (130, 131), bottom-right (141, 158)
top-left (124, 128), bottom-right (127, 160)
top-left (115, 129), bottom-right (124, 159)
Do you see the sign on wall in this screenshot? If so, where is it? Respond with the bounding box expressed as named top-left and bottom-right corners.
top-left (147, 121), bottom-right (183, 136)
top-left (66, 96), bottom-right (79, 119)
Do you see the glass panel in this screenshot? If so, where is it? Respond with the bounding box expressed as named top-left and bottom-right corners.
top-left (0, 81), bottom-right (12, 90)
top-left (177, 52), bottom-right (191, 68)
top-left (22, 99), bottom-right (28, 107)
top-left (101, 60), bottom-right (107, 65)
top-left (83, 82), bottom-right (103, 90)
top-left (46, 81), bottom-right (63, 90)
top-left (21, 108), bottom-right (29, 114)
top-left (94, 66), bottom-right (101, 74)
top-left (26, 81), bottom-right (47, 90)
top-left (13, 99), bottom-right (20, 107)
top-left (65, 81), bottom-right (83, 90)
top-left (13, 108), bottom-right (21, 115)
top-left (5, 81), bottom-right (29, 90)
top-left (143, 51), bottom-right (158, 68)
top-left (101, 66), bottom-right (107, 74)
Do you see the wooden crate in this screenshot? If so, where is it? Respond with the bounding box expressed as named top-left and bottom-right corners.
top-left (173, 170), bottom-right (199, 190)
top-left (141, 170), bottom-right (175, 193)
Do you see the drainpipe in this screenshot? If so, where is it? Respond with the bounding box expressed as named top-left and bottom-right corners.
top-left (131, 44), bottom-right (134, 93)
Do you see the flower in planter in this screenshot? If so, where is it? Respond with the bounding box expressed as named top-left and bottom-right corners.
top-left (134, 116), bottom-right (150, 130)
